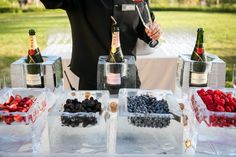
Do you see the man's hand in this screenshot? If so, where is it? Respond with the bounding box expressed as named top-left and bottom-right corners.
top-left (145, 21), bottom-right (161, 41)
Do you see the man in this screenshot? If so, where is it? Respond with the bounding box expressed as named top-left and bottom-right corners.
top-left (40, 0), bottom-right (161, 90)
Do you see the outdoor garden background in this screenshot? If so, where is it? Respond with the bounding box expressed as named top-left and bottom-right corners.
top-left (0, 0), bottom-right (235, 87)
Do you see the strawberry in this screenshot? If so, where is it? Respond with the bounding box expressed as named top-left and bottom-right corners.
top-left (14, 95), bottom-right (22, 103)
top-left (25, 98), bottom-right (33, 107)
top-left (14, 114), bottom-right (23, 122)
top-left (7, 103), bottom-right (17, 112)
top-left (4, 115), bottom-right (14, 125)
top-left (0, 104), bottom-right (6, 110)
top-left (5, 96), bottom-right (14, 105)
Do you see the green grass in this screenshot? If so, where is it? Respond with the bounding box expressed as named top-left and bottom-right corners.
top-left (0, 10), bottom-right (235, 87)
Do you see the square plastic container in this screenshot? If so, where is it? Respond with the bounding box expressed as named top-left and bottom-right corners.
top-left (48, 90), bottom-right (109, 154)
top-left (0, 88), bottom-right (47, 153)
top-left (115, 89), bottom-right (188, 155)
top-left (191, 88), bottom-right (236, 155)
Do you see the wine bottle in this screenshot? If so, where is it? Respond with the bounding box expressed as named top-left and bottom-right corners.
top-left (106, 17), bottom-right (126, 94)
top-left (25, 29), bottom-right (44, 88)
top-left (189, 28), bottom-right (207, 87)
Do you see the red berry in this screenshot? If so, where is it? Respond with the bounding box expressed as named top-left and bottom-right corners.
top-left (216, 105), bottom-right (225, 112)
top-left (14, 114), bottom-right (23, 122)
top-left (225, 97), bottom-right (230, 103)
top-left (214, 90), bottom-right (222, 95)
top-left (206, 89), bottom-right (214, 95)
top-left (5, 96), bottom-right (14, 105)
top-left (4, 115), bottom-right (14, 125)
top-left (203, 95), bottom-right (213, 106)
top-left (225, 106), bottom-right (232, 112)
top-left (15, 95), bottom-right (22, 103)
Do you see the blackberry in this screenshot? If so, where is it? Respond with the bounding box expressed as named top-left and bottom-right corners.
top-left (61, 96), bottom-right (102, 127)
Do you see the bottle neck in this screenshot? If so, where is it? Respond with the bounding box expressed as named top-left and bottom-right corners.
top-left (195, 31), bottom-right (204, 55)
top-left (29, 35), bottom-right (38, 52)
top-left (110, 28), bottom-right (121, 54)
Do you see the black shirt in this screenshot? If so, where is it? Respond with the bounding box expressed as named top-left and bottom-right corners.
top-left (41, 0), bottom-right (153, 83)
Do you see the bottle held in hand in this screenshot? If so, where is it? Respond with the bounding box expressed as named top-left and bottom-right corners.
top-left (25, 29), bottom-right (44, 88)
top-left (189, 28), bottom-right (207, 87)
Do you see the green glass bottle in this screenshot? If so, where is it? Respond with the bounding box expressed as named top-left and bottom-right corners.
top-left (25, 29), bottom-right (44, 88)
top-left (106, 20), bottom-right (126, 94)
top-left (189, 28), bottom-right (208, 87)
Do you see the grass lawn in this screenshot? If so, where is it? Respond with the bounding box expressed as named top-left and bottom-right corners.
top-left (0, 10), bottom-right (235, 86)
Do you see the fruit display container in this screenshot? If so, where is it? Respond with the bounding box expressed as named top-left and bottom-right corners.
top-left (114, 89), bottom-right (192, 155)
top-left (191, 88), bottom-right (236, 127)
top-left (47, 90), bottom-right (109, 154)
top-left (191, 88), bottom-right (236, 155)
top-left (0, 88), bottom-right (47, 153)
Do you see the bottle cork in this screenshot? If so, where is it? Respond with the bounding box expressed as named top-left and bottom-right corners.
top-left (109, 102), bottom-right (118, 113)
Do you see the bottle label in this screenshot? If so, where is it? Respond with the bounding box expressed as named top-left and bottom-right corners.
top-left (190, 72), bottom-right (207, 85)
top-left (111, 32), bottom-right (120, 53)
top-left (26, 74), bottom-right (42, 86)
top-left (196, 48), bottom-right (204, 55)
top-left (106, 73), bottom-right (121, 85)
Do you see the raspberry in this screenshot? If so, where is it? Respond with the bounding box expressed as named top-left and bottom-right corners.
top-left (218, 99), bottom-right (225, 106)
top-left (216, 105), bottom-right (225, 112)
top-left (230, 105), bottom-right (235, 112)
top-left (197, 88), bottom-right (206, 94)
top-left (206, 89), bottom-right (214, 95)
top-left (233, 98), bottom-right (236, 103)
top-left (207, 105), bottom-right (214, 111)
top-left (214, 89), bottom-right (222, 95)
top-left (227, 93), bottom-right (233, 98)
top-left (202, 95), bottom-right (213, 106)
top-left (225, 106), bottom-right (232, 112)
top-left (196, 89), bottom-right (236, 127)
top-left (225, 97), bottom-right (230, 103)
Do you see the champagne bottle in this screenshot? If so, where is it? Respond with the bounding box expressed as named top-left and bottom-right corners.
top-left (25, 29), bottom-right (44, 88)
top-left (106, 18), bottom-right (126, 94)
top-left (189, 28), bottom-right (207, 87)
top-left (107, 23), bottom-right (124, 63)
